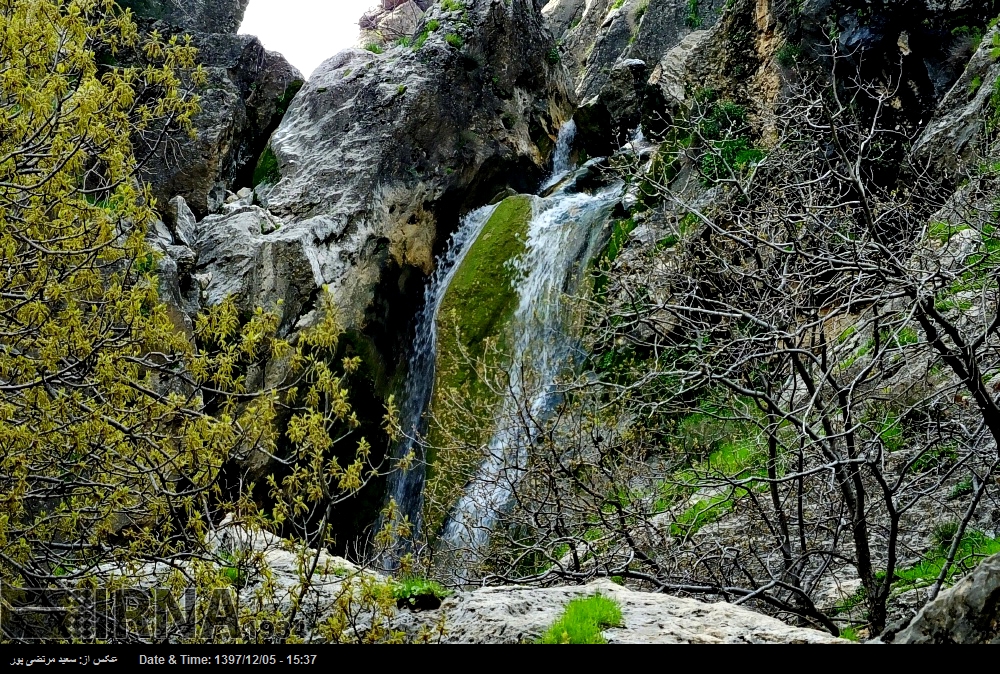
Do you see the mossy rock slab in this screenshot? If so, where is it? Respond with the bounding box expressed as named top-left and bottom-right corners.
top-left (424, 194), bottom-right (535, 532)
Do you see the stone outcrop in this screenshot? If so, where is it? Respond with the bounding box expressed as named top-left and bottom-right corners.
top-left (192, 206), bottom-right (317, 332)
top-left (119, 0), bottom-right (250, 34)
top-left (358, 1), bottom-right (427, 48)
top-left (397, 579), bottom-right (847, 643)
top-left (108, 519), bottom-right (845, 643)
top-left (890, 552), bottom-right (1000, 643)
top-left (911, 24), bottom-right (1000, 182)
top-left (125, 0), bottom-right (303, 217)
top-left (256, 0), bottom-right (572, 347)
top-left (545, 0), bottom-right (999, 156)
top-left (541, 0), bottom-right (729, 151)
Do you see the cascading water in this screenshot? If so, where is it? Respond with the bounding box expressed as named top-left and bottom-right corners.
top-left (538, 119), bottom-right (576, 193)
top-left (384, 203), bottom-right (499, 545)
top-left (384, 121), bottom-right (620, 576)
top-left (436, 184), bottom-right (620, 572)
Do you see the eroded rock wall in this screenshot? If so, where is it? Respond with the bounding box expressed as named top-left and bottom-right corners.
top-left (125, 0), bottom-right (303, 217)
top-left (255, 0), bottom-right (573, 352)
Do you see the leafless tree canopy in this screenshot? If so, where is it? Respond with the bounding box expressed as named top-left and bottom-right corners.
top-left (425, 59), bottom-right (1000, 638)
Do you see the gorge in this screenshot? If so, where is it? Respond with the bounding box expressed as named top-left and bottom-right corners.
top-left (7, 0), bottom-right (1000, 645)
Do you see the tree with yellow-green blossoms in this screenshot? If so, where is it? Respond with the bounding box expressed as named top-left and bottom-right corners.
top-left (0, 0), bottom-right (401, 643)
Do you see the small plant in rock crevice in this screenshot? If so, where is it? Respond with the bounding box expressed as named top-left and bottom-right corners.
top-left (537, 595), bottom-right (623, 644)
top-left (393, 577), bottom-right (451, 610)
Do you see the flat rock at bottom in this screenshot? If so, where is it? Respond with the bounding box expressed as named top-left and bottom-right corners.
top-left (399, 579), bottom-right (846, 644)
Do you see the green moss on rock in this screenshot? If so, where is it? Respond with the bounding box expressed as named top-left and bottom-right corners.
top-left (253, 144), bottom-right (280, 187)
top-left (275, 79), bottom-right (304, 117)
top-left (424, 195), bottom-right (534, 533)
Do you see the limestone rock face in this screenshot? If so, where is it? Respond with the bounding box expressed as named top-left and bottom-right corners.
top-left (358, 1), bottom-right (426, 48)
top-left (544, 0), bottom-right (726, 152)
top-left (647, 30), bottom-right (710, 109)
top-left (126, 0), bottom-right (302, 218)
top-left (549, 0), bottom-right (728, 101)
top-left (260, 0), bottom-right (572, 337)
top-left (192, 206), bottom-right (318, 331)
top-left (119, 0), bottom-right (250, 34)
top-left (891, 553), bottom-right (1000, 643)
top-left (398, 579), bottom-right (847, 643)
top-left (540, 0), bottom-right (584, 39)
top-left (910, 25), bottom-right (1000, 183)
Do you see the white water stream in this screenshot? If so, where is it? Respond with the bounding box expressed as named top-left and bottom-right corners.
top-left (437, 184), bottom-right (620, 563)
top-left (385, 123), bottom-right (620, 573)
top-left (384, 203), bottom-right (499, 541)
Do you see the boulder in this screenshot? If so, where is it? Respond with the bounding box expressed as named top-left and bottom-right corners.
top-left (260, 0), bottom-right (573, 341)
top-left (647, 29), bottom-right (710, 109)
top-left (164, 196), bottom-right (199, 248)
top-left (891, 553), bottom-right (1000, 643)
top-left (192, 206), bottom-right (319, 332)
top-left (398, 579), bottom-right (848, 643)
top-left (540, 0), bottom-right (585, 39)
top-left (359, 0), bottom-right (426, 47)
top-left (118, 0), bottom-right (250, 34)
top-left (124, 1), bottom-right (303, 218)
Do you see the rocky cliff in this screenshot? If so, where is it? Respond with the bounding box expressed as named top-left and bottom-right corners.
top-left (124, 0), bottom-right (303, 217)
top-left (139, 0), bottom-right (1000, 644)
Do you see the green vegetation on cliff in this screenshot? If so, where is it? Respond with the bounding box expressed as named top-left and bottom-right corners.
top-left (253, 144), bottom-right (281, 187)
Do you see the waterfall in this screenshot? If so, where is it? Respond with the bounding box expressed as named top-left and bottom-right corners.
top-left (384, 120), bottom-right (620, 576)
top-left (539, 119), bottom-right (577, 192)
top-left (437, 182), bottom-right (620, 574)
top-left (383, 203), bottom-right (498, 548)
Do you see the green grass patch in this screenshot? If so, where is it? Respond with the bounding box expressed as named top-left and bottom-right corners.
top-left (685, 0), bottom-right (700, 27)
top-left (669, 492), bottom-right (734, 537)
top-left (893, 530), bottom-right (1000, 593)
top-left (927, 221), bottom-right (970, 243)
top-left (445, 33), bottom-right (464, 49)
top-left (393, 577), bottom-right (451, 609)
top-left (877, 412), bottom-right (904, 453)
top-left (364, 43), bottom-right (384, 54)
top-left (413, 20), bottom-right (442, 50)
top-left (538, 594), bottom-right (623, 644)
top-left (218, 551), bottom-right (248, 587)
top-left (665, 436), bottom-right (763, 536)
top-left (840, 338), bottom-right (873, 370)
top-left (776, 42), bottom-right (801, 67)
top-left (605, 217), bottom-right (636, 263)
top-left (840, 626), bottom-right (861, 642)
top-left (909, 442), bottom-right (957, 474)
top-left (275, 79), bottom-right (304, 117)
top-left (948, 478), bottom-right (973, 500)
top-left (707, 437), bottom-right (763, 476)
